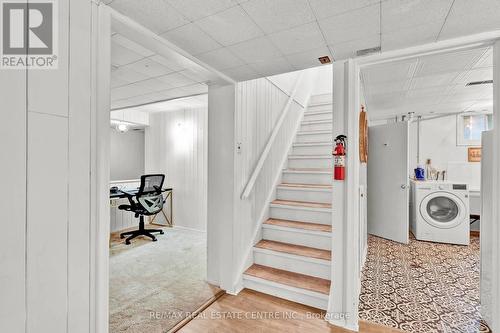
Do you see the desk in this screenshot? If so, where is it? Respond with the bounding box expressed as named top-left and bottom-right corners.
top-left (110, 188), bottom-right (173, 227)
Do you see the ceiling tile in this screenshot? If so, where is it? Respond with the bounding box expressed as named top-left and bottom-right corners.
top-left (109, 0), bottom-right (189, 34)
top-left (196, 47), bottom-right (245, 70)
top-left (110, 74), bottom-right (130, 89)
top-left (165, 0), bottom-right (237, 21)
top-left (179, 68), bottom-right (214, 83)
top-left (229, 36), bottom-right (282, 63)
top-left (223, 64), bottom-right (261, 81)
top-left (150, 55), bottom-right (186, 72)
top-left (415, 48), bottom-right (486, 77)
top-left (160, 23), bottom-right (221, 55)
top-left (439, 0), bottom-right (500, 40)
top-left (249, 57), bottom-right (296, 77)
top-left (268, 22), bottom-right (326, 55)
top-left (241, 0), bottom-right (315, 34)
top-left (132, 77), bottom-right (176, 92)
top-left (196, 6), bottom-right (263, 46)
top-left (111, 66), bottom-right (151, 84)
top-left (122, 58), bottom-right (174, 77)
top-left (180, 83), bottom-right (209, 95)
top-left (329, 34), bottom-right (380, 61)
top-left (111, 42), bottom-right (145, 66)
top-left (382, 22), bottom-right (442, 52)
top-left (309, 0), bottom-right (380, 20)
top-left (381, 0), bottom-right (453, 33)
top-left (318, 4), bottom-right (380, 45)
top-left (285, 46), bottom-right (332, 70)
top-left (112, 34), bottom-right (155, 57)
top-left (111, 83), bottom-right (153, 101)
top-left (361, 58), bottom-right (417, 84)
top-left (156, 72), bottom-right (195, 88)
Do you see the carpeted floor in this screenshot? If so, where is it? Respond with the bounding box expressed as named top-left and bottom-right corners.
top-left (359, 234), bottom-right (490, 333)
top-left (109, 226), bottom-right (221, 333)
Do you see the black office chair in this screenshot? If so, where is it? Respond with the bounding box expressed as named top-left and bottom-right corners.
top-left (119, 174), bottom-right (166, 245)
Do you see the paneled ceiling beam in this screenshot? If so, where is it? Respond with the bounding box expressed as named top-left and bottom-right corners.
top-left (109, 7), bottom-right (236, 86)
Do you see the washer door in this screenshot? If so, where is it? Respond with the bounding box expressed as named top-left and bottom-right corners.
top-left (419, 191), bottom-right (466, 229)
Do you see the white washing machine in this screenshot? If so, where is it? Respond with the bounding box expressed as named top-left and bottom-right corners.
top-left (410, 180), bottom-right (470, 245)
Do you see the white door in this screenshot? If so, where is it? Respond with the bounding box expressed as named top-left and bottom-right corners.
top-left (367, 122), bottom-right (409, 244)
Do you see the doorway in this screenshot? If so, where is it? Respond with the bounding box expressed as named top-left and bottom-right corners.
top-left (358, 46), bottom-right (493, 332)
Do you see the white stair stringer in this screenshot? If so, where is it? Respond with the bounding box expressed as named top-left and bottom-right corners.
top-left (242, 96), bottom-right (333, 310)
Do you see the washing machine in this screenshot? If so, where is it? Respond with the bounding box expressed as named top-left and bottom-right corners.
top-left (410, 180), bottom-right (470, 245)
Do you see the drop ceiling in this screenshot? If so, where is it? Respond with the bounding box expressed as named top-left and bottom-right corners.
top-left (361, 47), bottom-right (493, 120)
top-left (103, 0), bottom-right (500, 82)
top-left (111, 32), bottom-right (209, 110)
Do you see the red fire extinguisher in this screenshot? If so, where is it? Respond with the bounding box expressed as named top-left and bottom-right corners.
top-left (333, 135), bottom-right (347, 180)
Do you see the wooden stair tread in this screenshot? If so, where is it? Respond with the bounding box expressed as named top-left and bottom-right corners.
top-left (244, 264), bottom-right (331, 295)
top-left (272, 199), bottom-right (332, 209)
top-left (280, 183), bottom-right (332, 189)
top-left (256, 240), bottom-right (331, 260)
top-left (264, 218), bottom-right (332, 233)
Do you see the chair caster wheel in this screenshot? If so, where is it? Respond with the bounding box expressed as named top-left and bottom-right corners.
top-left (120, 234), bottom-right (125, 239)
top-left (159, 230), bottom-right (164, 234)
top-left (125, 240), bottom-right (131, 245)
top-left (152, 237), bottom-right (157, 242)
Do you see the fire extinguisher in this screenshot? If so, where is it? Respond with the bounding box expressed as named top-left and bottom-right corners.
top-left (333, 135), bottom-right (347, 180)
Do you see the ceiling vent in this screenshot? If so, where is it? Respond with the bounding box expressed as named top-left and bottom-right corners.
top-left (466, 80), bottom-right (493, 86)
top-left (318, 56), bottom-right (331, 64)
top-left (356, 46), bottom-right (381, 57)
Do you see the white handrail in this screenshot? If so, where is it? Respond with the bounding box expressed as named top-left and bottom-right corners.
top-left (240, 73), bottom-right (304, 199)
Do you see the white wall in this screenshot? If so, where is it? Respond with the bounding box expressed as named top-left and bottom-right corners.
top-left (409, 115), bottom-right (481, 187)
top-left (0, 0), bottom-right (94, 332)
top-left (110, 129), bottom-right (145, 181)
top-left (312, 65), bottom-right (332, 95)
top-left (145, 108), bottom-right (208, 231)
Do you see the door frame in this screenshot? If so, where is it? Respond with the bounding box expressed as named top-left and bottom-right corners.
top-left (330, 31), bottom-right (500, 331)
top-left (90, 4), bottom-right (234, 333)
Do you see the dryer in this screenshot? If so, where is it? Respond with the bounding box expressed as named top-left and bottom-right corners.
top-left (410, 180), bottom-right (470, 245)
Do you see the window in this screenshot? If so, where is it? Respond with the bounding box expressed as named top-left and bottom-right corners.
top-left (457, 113), bottom-right (493, 146)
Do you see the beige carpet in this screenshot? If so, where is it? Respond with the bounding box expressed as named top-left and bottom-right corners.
top-left (110, 227), bottom-right (221, 333)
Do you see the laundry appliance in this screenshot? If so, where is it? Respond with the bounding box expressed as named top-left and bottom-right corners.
top-left (410, 180), bottom-right (470, 245)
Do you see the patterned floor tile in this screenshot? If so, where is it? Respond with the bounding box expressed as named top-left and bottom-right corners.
top-left (359, 234), bottom-right (491, 333)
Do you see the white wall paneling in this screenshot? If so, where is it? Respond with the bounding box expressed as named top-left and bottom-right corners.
top-left (234, 69), bottom-right (317, 291)
top-left (0, 0), bottom-right (96, 331)
top-left (109, 180), bottom-right (141, 232)
top-left (327, 60), bottom-right (361, 331)
top-left (145, 107), bottom-right (208, 231)
top-left (110, 129), bottom-right (145, 181)
top-left (0, 28), bottom-right (26, 333)
top-left (206, 84), bottom-right (237, 291)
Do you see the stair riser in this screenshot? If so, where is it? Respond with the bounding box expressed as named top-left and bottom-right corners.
top-left (288, 157), bottom-right (332, 169)
top-left (300, 122), bottom-right (332, 131)
top-left (282, 172), bottom-right (331, 185)
top-left (270, 206), bottom-right (331, 225)
top-left (309, 94), bottom-right (332, 106)
top-left (292, 145), bottom-right (331, 155)
top-left (302, 113), bottom-right (332, 122)
top-left (296, 132), bottom-right (332, 143)
top-left (262, 227), bottom-right (331, 250)
top-left (254, 250), bottom-right (330, 279)
top-left (243, 277), bottom-right (328, 310)
top-left (277, 188), bottom-right (332, 204)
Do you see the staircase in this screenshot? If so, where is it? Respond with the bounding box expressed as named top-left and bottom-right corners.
top-left (243, 94), bottom-right (333, 310)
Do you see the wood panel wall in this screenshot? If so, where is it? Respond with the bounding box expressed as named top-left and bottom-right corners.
top-left (145, 108), bottom-right (208, 231)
